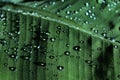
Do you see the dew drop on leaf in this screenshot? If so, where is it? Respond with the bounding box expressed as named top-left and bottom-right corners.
top-left (49, 55), bottom-right (55, 59)
top-left (57, 66), bottom-right (64, 71)
top-left (20, 56), bottom-right (30, 60)
top-left (64, 51), bottom-right (70, 56)
top-left (56, 30), bottom-right (60, 34)
top-left (85, 2), bottom-right (89, 7)
top-left (92, 64), bottom-right (97, 68)
top-left (85, 60), bottom-right (93, 64)
top-left (4, 63), bottom-right (8, 67)
top-left (94, 30), bottom-right (98, 33)
top-left (33, 62), bottom-right (46, 67)
top-left (114, 45), bottom-right (118, 49)
top-left (66, 44), bottom-right (69, 47)
top-left (66, 10), bottom-right (71, 15)
top-left (73, 46), bottom-right (81, 51)
top-left (50, 37), bottom-right (56, 42)
top-left (24, 56), bottom-right (30, 60)
top-left (57, 26), bottom-right (61, 30)
top-left (9, 54), bottom-right (17, 59)
top-left (61, 0), bottom-right (65, 2)
top-left (9, 66), bottom-right (16, 71)
top-left (40, 62), bottom-right (46, 67)
top-left (101, 32), bottom-right (107, 37)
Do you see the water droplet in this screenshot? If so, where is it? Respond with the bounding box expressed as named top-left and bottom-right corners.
top-left (94, 30), bottom-right (98, 33)
top-left (73, 10), bottom-right (79, 14)
top-left (37, 45), bottom-right (40, 49)
top-left (56, 30), bottom-right (61, 34)
top-left (33, 62), bottom-right (46, 67)
top-left (4, 63), bottom-right (8, 67)
top-left (85, 12), bottom-right (89, 16)
top-left (114, 45), bottom-right (118, 49)
top-left (88, 10), bottom-right (92, 13)
top-left (9, 54), bottom-right (17, 59)
top-left (61, 0), bottom-right (65, 2)
top-left (85, 60), bottom-right (93, 64)
top-left (57, 66), bottom-right (64, 71)
top-left (66, 44), bottom-right (69, 47)
top-left (51, 1), bottom-right (56, 5)
top-left (109, 37), bottom-right (115, 42)
top-left (84, 21), bottom-right (89, 24)
top-left (40, 62), bottom-right (46, 67)
top-left (9, 66), bottom-right (16, 71)
top-left (20, 56), bottom-right (30, 60)
top-left (4, 49), bottom-right (10, 54)
top-left (101, 33), bottom-right (107, 37)
top-left (24, 56), bottom-right (30, 60)
top-left (0, 39), bottom-right (7, 45)
top-left (92, 6), bottom-right (95, 9)
top-left (73, 46), bottom-right (81, 51)
top-left (57, 26), bottom-right (61, 30)
top-left (91, 13), bottom-right (95, 16)
top-left (64, 51), bottom-right (70, 56)
top-left (92, 64), bottom-right (97, 68)
top-left (66, 10), bottom-right (71, 15)
top-left (85, 2), bottom-right (89, 7)
top-left (49, 55), bottom-right (55, 59)
top-left (50, 38), bottom-right (56, 42)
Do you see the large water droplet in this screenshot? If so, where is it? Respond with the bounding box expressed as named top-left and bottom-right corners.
top-left (9, 66), bottom-right (16, 71)
top-left (61, 0), bottom-right (65, 2)
top-left (85, 2), bottom-right (89, 7)
top-left (50, 37), bottom-right (56, 42)
top-left (73, 46), bottom-right (81, 51)
top-left (66, 10), bottom-right (71, 15)
top-left (114, 45), bottom-right (118, 49)
top-left (64, 51), bottom-right (70, 56)
top-left (57, 26), bottom-right (61, 30)
top-left (40, 62), bottom-right (46, 67)
top-left (9, 54), bottom-right (17, 59)
top-left (57, 66), bottom-right (64, 71)
top-left (93, 30), bottom-right (98, 34)
top-left (85, 60), bottom-right (93, 64)
top-left (101, 33), bottom-right (107, 37)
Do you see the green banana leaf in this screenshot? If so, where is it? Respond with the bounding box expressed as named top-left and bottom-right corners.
top-left (0, 0), bottom-right (120, 80)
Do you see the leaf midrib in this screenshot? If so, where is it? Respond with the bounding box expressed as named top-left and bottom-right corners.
top-left (0, 1), bottom-right (119, 46)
